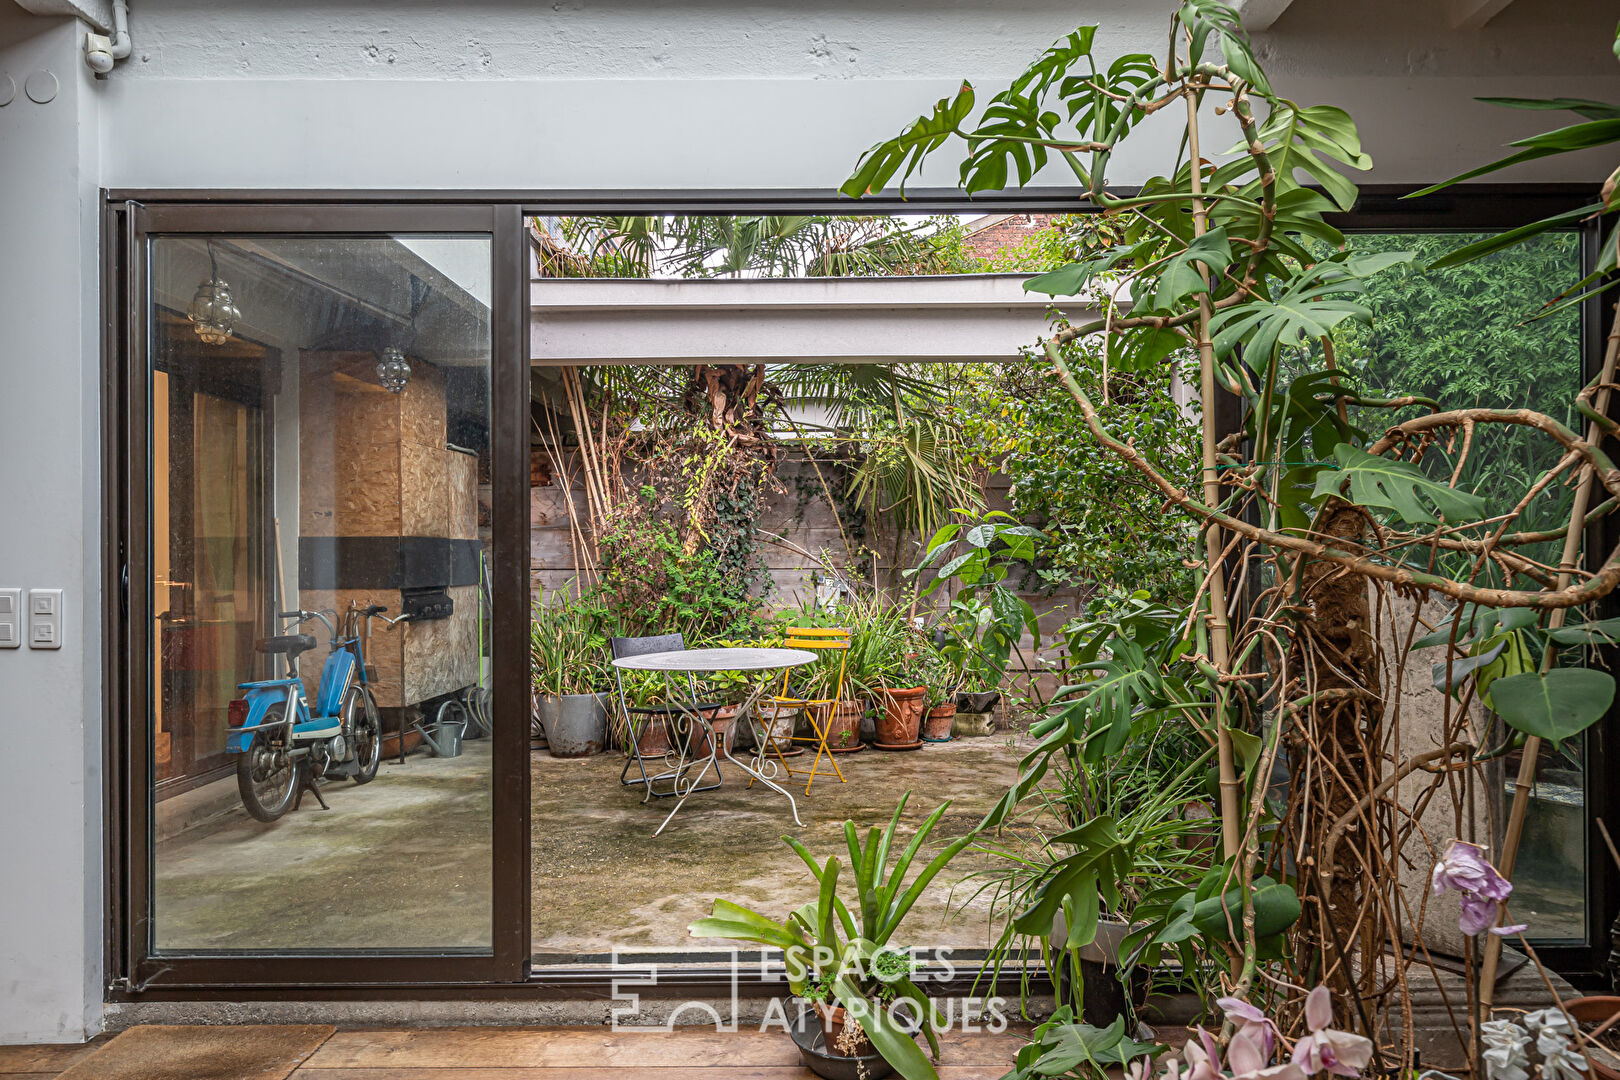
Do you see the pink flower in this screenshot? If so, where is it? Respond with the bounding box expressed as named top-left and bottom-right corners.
top-left (1431, 841), bottom-right (1521, 938)
top-left (1184, 1026), bottom-right (1225, 1080)
top-left (1228, 1022), bottom-right (1306, 1080)
top-left (1290, 987), bottom-right (1375, 1078)
top-left (1219, 996), bottom-right (1278, 1058)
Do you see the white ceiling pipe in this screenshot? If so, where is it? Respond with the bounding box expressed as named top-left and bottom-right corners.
top-left (83, 0), bottom-right (130, 75)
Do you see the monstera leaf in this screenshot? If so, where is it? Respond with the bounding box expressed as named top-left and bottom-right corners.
top-left (1490, 667), bottom-right (1616, 745)
top-left (1312, 445), bottom-right (1489, 524)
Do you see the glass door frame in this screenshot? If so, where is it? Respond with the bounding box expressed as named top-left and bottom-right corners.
top-left (104, 200), bottom-right (531, 990)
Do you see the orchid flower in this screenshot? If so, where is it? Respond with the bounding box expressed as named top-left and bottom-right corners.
top-left (1220, 995), bottom-right (1280, 1060)
top-left (1431, 840), bottom-right (1526, 937)
top-left (1537, 1029), bottom-right (1589, 1080)
top-left (1290, 986), bottom-right (1375, 1078)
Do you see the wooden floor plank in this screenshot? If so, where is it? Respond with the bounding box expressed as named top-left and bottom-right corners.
top-left (304, 1027), bottom-right (1025, 1071)
top-left (292, 1069), bottom-right (1008, 1079)
top-left (0, 1039), bottom-right (106, 1074)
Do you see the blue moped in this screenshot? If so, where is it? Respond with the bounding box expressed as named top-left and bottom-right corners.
top-left (226, 604), bottom-right (401, 822)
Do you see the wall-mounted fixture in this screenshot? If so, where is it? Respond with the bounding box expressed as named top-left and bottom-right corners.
top-left (376, 346), bottom-right (411, 393)
top-left (187, 243), bottom-right (240, 345)
top-left (83, 0), bottom-right (132, 75)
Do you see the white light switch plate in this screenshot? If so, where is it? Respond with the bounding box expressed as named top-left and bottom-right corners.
top-left (27, 588), bottom-right (61, 649)
top-left (0, 588), bottom-right (18, 648)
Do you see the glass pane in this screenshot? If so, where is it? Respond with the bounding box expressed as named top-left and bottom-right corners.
top-left (1342, 231), bottom-right (1587, 946)
top-left (148, 234), bottom-right (494, 952)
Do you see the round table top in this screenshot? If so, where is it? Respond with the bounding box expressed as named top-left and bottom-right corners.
top-left (611, 647), bottom-right (817, 673)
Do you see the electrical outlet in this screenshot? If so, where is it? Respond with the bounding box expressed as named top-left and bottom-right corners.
top-left (27, 588), bottom-right (61, 650)
top-left (0, 588), bottom-right (19, 648)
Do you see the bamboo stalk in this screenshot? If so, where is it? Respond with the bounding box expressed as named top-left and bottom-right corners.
top-left (1480, 297), bottom-right (1620, 1012)
top-left (1185, 81), bottom-right (1243, 860)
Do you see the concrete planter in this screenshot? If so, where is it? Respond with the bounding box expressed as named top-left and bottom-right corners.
top-left (539, 692), bottom-right (609, 757)
top-left (952, 709), bottom-right (996, 737)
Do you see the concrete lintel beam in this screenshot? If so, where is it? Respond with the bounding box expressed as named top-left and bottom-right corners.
top-left (14, 0), bottom-right (113, 34)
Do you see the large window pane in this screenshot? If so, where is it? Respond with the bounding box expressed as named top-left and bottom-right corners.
top-left (148, 234), bottom-right (494, 952)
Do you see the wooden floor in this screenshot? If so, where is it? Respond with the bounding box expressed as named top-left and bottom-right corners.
top-left (0, 1025), bottom-right (1030, 1079)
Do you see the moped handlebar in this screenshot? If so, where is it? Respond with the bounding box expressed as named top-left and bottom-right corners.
top-left (280, 608), bottom-right (337, 642)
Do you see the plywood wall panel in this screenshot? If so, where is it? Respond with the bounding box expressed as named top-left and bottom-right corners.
top-left (402, 584), bottom-right (479, 702)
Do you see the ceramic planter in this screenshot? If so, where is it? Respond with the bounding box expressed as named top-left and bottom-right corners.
top-left (539, 692), bottom-right (609, 757)
top-left (757, 703), bottom-right (799, 752)
top-left (691, 705), bottom-right (741, 758)
top-left (875, 686), bottom-right (926, 744)
top-left (635, 716), bottom-right (672, 757)
top-left (1562, 997), bottom-right (1620, 1080)
top-left (922, 702), bottom-right (955, 741)
top-left (789, 1004), bottom-right (894, 1080)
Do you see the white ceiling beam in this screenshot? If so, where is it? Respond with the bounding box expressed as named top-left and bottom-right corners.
top-left (1232, 0), bottom-right (1296, 32)
top-left (13, 0), bottom-right (112, 34)
top-left (1449, 0), bottom-right (1518, 29)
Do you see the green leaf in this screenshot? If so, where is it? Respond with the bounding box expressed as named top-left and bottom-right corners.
top-left (1491, 667), bottom-right (1616, 744)
top-left (1191, 878), bottom-right (1301, 941)
top-left (1547, 617), bottom-right (1620, 645)
top-left (1311, 445), bottom-right (1490, 524)
top-left (1149, 227), bottom-right (1234, 309)
top-left (1476, 96), bottom-right (1620, 122)
top-left (1431, 638), bottom-right (1507, 696)
top-left (1024, 257), bottom-right (1109, 298)
top-left (841, 83), bottom-right (975, 198)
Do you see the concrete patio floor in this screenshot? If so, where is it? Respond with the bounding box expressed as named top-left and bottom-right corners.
top-left (530, 732), bottom-right (1031, 959)
top-left (149, 730), bottom-right (1032, 956)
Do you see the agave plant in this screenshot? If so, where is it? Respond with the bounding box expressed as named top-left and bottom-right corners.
top-left (688, 795), bottom-right (976, 1080)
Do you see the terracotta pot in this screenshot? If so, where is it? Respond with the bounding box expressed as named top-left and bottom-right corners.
top-left (922, 702), bottom-right (955, 741)
top-left (815, 1002), bottom-right (875, 1059)
top-left (1563, 997), bottom-right (1620, 1080)
top-left (811, 700), bottom-right (863, 751)
top-left (692, 705), bottom-right (740, 758)
top-left (635, 716), bottom-right (671, 757)
top-left (875, 686), bottom-right (926, 744)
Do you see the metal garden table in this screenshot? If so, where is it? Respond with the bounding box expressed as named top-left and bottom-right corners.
top-left (611, 646), bottom-right (815, 835)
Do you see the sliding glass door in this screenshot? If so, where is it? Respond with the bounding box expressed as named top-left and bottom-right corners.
top-left (110, 204), bottom-right (528, 986)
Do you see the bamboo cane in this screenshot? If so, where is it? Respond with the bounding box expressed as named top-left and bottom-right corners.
top-left (1185, 81), bottom-right (1243, 860)
top-left (1479, 298), bottom-right (1620, 1013)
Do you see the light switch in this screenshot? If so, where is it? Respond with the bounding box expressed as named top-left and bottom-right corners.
top-left (27, 588), bottom-right (61, 650)
top-left (0, 588), bottom-right (18, 649)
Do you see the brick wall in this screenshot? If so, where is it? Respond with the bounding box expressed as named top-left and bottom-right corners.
top-left (962, 213), bottom-right (1058, 261)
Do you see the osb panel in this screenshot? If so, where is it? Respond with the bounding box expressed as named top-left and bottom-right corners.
top-left (447, 451), bottom-right (479, 540)
top-left (402, 584), bottom-right (479, 702)
top-left (397, 360), bottom-right (447, 451)
top-left (400, 440), bottom-right (450, 536)
top-left (302, 351), bottom-right (405, 538)
top-left (287, 589), bottom-right (407, 710)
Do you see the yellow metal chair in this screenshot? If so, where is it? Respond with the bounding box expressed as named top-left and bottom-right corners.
top-left (757, 626), bottom-right (852, 795)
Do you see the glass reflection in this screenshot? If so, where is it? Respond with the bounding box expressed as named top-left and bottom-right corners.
top-left (149, 235), bottom-right (494, 952)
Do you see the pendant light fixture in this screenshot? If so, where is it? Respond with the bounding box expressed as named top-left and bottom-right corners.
top-left (375, 274), bottom-right (429, 394)
top-left (375, 345), bottom-right (411, 394)
top-left (187, 241), bottom-right (241, 345)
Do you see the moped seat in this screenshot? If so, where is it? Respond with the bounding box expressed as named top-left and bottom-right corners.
top-left (256, 633), bottom-right (318, 658)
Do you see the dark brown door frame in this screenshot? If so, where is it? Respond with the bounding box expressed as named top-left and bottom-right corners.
top-left (101, 184), bottom-right (1609, 1001)
top-left (105, 200), bottom-right (530, 990)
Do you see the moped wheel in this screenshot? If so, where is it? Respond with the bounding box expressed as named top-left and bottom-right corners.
top-left (236, 703), bottom-right (300, 822)
top-left (344, 685), bottom-right (382, 785)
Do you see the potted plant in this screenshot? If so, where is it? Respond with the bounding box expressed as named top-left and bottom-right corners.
top-left (874, 633), bottom-right (929, 748)
top-left (530, 597), bottom-right (611, 758)
top-left (689, 794), bottom-right (975, 1080)
top-left (917, 649), bottom-right (955, 742)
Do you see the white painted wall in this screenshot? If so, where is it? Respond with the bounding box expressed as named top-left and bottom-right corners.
top-left (1, 0), bottom-right (1619, 1046)
top-left (0, 3), bottom-right (102, 1047)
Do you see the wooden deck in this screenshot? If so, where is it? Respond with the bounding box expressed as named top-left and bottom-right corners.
top-left (0, 1025), bottom-right (1029, 1079)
